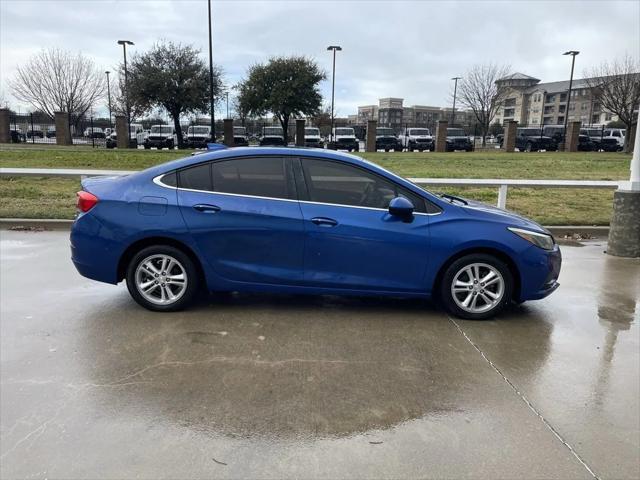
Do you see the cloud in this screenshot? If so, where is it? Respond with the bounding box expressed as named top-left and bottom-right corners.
top-left (1, 0), bottom-right (638, 117)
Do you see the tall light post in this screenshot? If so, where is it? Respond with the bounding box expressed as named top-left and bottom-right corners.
top-left (117, 40), bottom-right (134, 132)
top-left (208, 0), bottom-right (215, 140)
top-left (562, 50), bottom-right (579, 149)
top-left (451, 76), bottom-right (462, 125)
top-left (327, 45), bottom-right (342, 142)
top-left (105, 71), bottom-right (112, 128)
top-left (225, 91), bottom-right (229, 119)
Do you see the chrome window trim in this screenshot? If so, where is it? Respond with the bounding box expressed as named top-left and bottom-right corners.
top-left (153, 173), bottom-right (441, 216)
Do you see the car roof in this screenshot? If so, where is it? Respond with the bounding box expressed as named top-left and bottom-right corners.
top-left (146, 147), bottom-right (362, 173)
top-left (140, 147), bottom-right (441, 202)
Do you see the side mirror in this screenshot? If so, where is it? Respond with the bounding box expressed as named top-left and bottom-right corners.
top-left (388, 196), bottom-right (414, 220)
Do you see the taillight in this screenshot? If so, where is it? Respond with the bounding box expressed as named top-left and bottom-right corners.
top-left (76, 191), bottom-right (98, 212)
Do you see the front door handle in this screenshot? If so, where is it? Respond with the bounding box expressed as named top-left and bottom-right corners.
top-left (193, 204), bottom-right (221, 213)
top-left (311, 217), bottom-right (338, 227)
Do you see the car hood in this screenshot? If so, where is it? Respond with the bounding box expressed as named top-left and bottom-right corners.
top-left (447, 136), bottom-right (469, 140)
top-left (458, 197), bottom-right (549, 234)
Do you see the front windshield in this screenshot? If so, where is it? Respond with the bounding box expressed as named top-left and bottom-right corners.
top-left (233, 127), bottom-right (246, 134)
top-left (519, 129), bottom-right (541, 136)
top-left (583, 129), bottom-right (601, 136)
top-left (305, 128), bottom-right (320, 135)
top-left (335, 128), bottom-right (354, 136)
top-left (410, 129), bottom-right (430, 136)
top-left (447, 128), bottom-right (465, 136)
top-left (264, 127), bottom-right (283, 135)
top-left (151, 126), bottom-right (173, 134)
top-left (377, 128), bottom-right (395, 136)
top-left (189, 126), bottom-right (209, 134)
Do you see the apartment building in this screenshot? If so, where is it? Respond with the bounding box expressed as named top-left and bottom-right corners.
top-left (356, 98), bottom-right (473, 130)
top-left (494, 72), bottom-right (617, 126)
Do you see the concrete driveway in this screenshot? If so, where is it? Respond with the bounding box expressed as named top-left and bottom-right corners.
top-left (1, 230), bottom-right (638, 479)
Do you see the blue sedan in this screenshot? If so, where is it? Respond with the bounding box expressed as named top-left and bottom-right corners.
top-left (71, 147), bottom-right (561, 319)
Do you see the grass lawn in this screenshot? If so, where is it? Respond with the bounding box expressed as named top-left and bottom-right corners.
top-left (0, 144), bottom-right (631, 225)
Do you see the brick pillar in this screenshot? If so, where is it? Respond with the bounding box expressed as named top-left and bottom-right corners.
top-left (54, 111), bottom-right (72, 145)
top-left (115, 115), bottom-right (129, 149)
top-left (565, 121), bottom-right (581, 152)
top-left (295, 119), bottom-right (305, 147)
top-left (503, 121), bottom-right (518, 152)
top-left (607, 191), bottom-right (640, 257)
top-left (223, 119), bottom-right (234, 147)
top-left (0, 108), bottom-right (10, 143)
top-left (366, 120), bottom-right (377, 152)
top-left (435, 120), bottom-right (448, 152)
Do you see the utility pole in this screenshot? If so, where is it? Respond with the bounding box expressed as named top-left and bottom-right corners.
top-left (562, 50), bottom-right (579, 149)
top-left (105, 71), bottom-right (112, 128)
top-left (117, 40), bottom-right (134, 132)
top-left (451, 76), bottom-right (462, 125)
top-left (327, 45), bottom-right (342, 142)
top-left (208, 0), bottom-right (215, 141)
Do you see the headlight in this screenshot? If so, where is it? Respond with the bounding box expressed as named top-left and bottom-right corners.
top-left (508, 227), bottom-right (555, 250)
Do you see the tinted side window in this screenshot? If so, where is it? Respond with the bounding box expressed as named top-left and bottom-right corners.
top-left (161, 171), bottom-right (177, 187)
top-left (212, 157), bottom-right (288, 199)
top-left (301, 159), bottom-right (425, 213)
top-left (178, 163), bottom-right (212, 191)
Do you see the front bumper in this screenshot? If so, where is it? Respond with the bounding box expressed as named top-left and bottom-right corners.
top-left (519, 245), bottom-right (562, 301)
top-left (146, 137), bottom-right (173, 146)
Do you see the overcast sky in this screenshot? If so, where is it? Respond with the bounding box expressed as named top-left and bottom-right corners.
top-left (1, 0), bottom-right (638, 117)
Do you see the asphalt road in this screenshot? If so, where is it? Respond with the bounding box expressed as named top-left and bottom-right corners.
top-left (1, 230), bottom-right (638, 479)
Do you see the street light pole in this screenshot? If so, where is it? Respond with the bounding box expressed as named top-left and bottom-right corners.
top-left (117, 40), bottom-right (134, 134)
top-left (208, 0), bottom-right (215, 141)
top-left (226, 91), bottom-right (229, 119)
top-left (105, 71), bottom-right (112, 128)
top-left (327, 45), bottom-right (342, 142)
top-left (451, 76), bottom-right (461, 125)
top-left (562, 50), bottom-right (579, 149)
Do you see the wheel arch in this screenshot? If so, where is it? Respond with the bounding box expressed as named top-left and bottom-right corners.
top-left (432, 246), bottom-right (521, 301)
top-left (117, 236), bottom-right (206, 285)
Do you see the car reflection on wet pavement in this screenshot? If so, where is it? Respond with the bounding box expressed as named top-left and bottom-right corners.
top-left (1, 230), bottom-right (638, 479)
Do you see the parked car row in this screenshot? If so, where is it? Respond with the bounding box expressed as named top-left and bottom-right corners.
top-left (497, 125), bottom-right (626, 152)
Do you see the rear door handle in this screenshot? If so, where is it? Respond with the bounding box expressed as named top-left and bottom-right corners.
top-left (193, 204), bottom-right (221, 213)
top-left (311, 217), bottom-right (338, 227)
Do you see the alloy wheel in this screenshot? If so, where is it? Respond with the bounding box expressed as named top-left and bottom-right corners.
top-left (450, 263), bottom-right (505, 314)
top-left (134, 254), bottom-right (188, 305)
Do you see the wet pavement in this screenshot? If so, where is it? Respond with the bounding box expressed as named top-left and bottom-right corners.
top-left (1, 230), bottom-right (638, 479)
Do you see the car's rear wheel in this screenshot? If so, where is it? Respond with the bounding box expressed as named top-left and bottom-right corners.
top-left (440, 254), bottom-right (513, 320)
top-left (126, 245), bottom-right (199, 312)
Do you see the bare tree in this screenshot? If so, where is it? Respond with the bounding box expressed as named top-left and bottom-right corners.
top-left (457, 63), bottom-right (511, 146)
top-left (9, 48), bottom-right (105, 120)
top-left (110, 66), bottom-right (150, 122)
top-left (231, 85), bottom-right (250, 126)
top-left (586, 54), bottom-right (640, 152)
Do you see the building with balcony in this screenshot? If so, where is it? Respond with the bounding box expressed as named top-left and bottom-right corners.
top-left (493, 73), bottom-right (620, 127)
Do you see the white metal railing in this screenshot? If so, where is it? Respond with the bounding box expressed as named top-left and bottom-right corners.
top-left (0, 167), bottom-right (621, 209)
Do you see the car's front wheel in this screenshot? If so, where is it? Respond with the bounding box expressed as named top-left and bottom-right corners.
top-left (440, 254), bottom-right (513, 320)
top-left (126, 245), bottom-right (199, 312)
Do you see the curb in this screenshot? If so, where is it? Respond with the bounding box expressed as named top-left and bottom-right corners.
top-left (0, 218), bottom-right (611, 237)
top-left (546, 226), bottom-right (609, 238)
top-left (0, 218), bottom-right (74, 230)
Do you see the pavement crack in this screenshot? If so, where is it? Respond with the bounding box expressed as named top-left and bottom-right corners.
top-left (448, 315), bottom-right (600, 480)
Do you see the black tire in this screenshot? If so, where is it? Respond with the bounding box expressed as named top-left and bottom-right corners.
top-left (524, 142), bottom-right (533, 152)
top-left (439, 253), bottom-right (513, 320)
top-left (126, 245), bottom-right (200, 312)
top-left (144, 143), bottom-right (150, 150)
